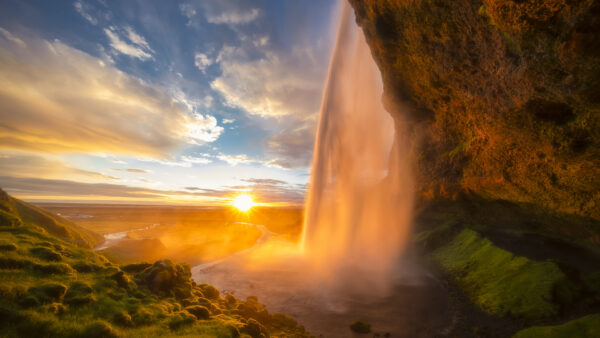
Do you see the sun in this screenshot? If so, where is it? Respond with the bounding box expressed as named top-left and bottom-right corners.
top-left (232, 194), bottom-right (254, 212)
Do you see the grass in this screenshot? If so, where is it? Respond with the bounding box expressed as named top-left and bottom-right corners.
top-left (0, 190), bottom-right (310, 337)
top-left (432, 229), bottom-right (567, 319)
top-left (513, 314), bottom-right (600, 338)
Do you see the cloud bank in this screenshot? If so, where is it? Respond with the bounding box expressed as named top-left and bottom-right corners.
top-left (0, 30), bottom-right (223, 158)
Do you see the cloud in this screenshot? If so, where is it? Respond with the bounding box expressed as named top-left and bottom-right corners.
top-left (0, 152), bottom-right (119, 182)
top-left (241, 178), bottom-right (286, 185)
top-left (216, 154), bottom-right (255, 166)
top-left (104, 27), bottom-right (153, 60)
top-left (0, 175), bottom-right (304, 204)
top-left (199, 1), bottom-right (261, 25)
top-left (194, 52), bottom-right (213, 73)
top-left (179, 3), bottom-right (196, 19)
top-left (266, 119), bottom-right (316, 169)
top-left (180, 155), bottom-right (212, 164)
top-left (222, 118), bottom-right (235, 124)
top-left (0, 176), bottom-right (182, 199)
top-left (112, 168), bottom-right (150, 174)
top-left (73, 1), bottom-right (98, 25)
top-left (206, 8), bottom-right (260, 25)
top-left (136, 154), bottom-right (213, 167)
top-left (211, 45), bottom-right (325, 119)
top-left (124, 26), bottom-right (153, 53)
top-left (227, 177), bottom-right (306, 203)
top-left (0, 30), bottom-right (223, 157)
top-left (0, 27), bottom-right (26, 47)
top-left (183, 114), bottom-right (224, 144)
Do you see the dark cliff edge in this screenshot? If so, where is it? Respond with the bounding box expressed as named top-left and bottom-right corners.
top-left (348, 0), bottom-right (600, 245)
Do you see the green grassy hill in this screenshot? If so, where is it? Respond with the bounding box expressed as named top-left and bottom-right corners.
top-left (0, 189), bottom-right (103, 249)
top-left (0, 190), bottom-right (309, 337)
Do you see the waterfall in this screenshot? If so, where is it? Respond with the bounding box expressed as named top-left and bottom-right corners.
top-left (302, 1), bottom-right (414, 295)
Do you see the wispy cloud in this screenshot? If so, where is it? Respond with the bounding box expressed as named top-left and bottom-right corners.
top-left (73, 1), bottom-right (98, 25)
top-left (194, 52), bottom-right (213, 73)
top-left (267, 119), bottom-right (316, 169)
top-left (0, 175), bottom-right (304, 204)
top-left (112, 168), bottom-right (151, 174)
top-left (206, 8), bottom-right (260, 25)
top-left (211, 45), bottom-right (325, 119)
top-left (104, 27), bottom-right (153, 60)
top-left (0, 27), bottom-right (26, 47)
top-left (0, 30), bottom-right (223, 157)
top-left (0, 152), bottom-right (119, 182)
top-left (180, 155), bottom-right (212, 164)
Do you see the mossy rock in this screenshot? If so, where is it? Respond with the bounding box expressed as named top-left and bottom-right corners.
top-left (26, 283), bottom-right (67, 304)
top-left (432, 229), bottom-right (567, 319)
top-left (185, 305), bottom-right (210, 320)
top-left (31, 262), bottom-right (74, 275)
top-left (29, 247), bottom-right (62, 261)
top-left (110, 270), bottom-right (130, 288)
top-left (240, 318), bottom-right (268, 338)
top-left (0, 209), bottom-right (22, 227)
top-left (513, 314), bottom-right (600, 338)
top-left (0, 242), bottom-right (17, 251)
top-left (64, 282), bottom-right (96, 306)
top-left (199, 283), bottom-right (220, 299)
top-left (112, 312), bottom-right (133, 327)
top-left (121, 262), bottom-right (152, 274)
top-left (168, 311), bottom-right (197, 330)
top-left (72, 260), bottom-right (103, 273)
top-left (81, 320), bottom-right (120, 338)
top-left (350, 320), bottom-right (371, 334)
top-left (0, 257), bottom-right (32, 269)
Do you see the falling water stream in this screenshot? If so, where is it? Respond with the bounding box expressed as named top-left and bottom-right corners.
top-left (302, 0), bottom-right (414, 296)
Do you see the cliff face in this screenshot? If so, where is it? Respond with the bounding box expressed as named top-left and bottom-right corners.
top-left (349, 0), bottom-right (600, 221)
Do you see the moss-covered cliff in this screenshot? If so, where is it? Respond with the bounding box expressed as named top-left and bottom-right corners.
top-left (348, 0), bottom-right (600, 227)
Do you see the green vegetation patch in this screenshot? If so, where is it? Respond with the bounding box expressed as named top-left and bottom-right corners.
top-left (0, 190), bottom-right (311, 337)
top-left (432, 229), bottom-right (566, 319)
top-left (513, 314), bottom-right (600, 338)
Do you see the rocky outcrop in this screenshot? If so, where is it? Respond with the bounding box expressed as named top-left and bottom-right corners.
top-left (348, 0), bottom-right (600, 225)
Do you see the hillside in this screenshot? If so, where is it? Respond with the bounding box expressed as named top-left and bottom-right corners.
top-left (0, 189), bottom-right (103, 249)
top-left (0, 191), bottom-right (309, 337)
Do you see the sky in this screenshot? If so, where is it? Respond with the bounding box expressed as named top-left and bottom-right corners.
top-left (0, 0), bottom-right (339, 205)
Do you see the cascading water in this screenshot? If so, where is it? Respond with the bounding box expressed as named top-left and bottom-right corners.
top-left (302, 1), bottom-right (414, 295)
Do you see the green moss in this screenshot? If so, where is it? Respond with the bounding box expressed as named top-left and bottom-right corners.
top-left (350, 320), bottom-right (371, 334)
top-left (432, 229), bottom-right (566, 319)
top-left (513, 314), bottom-right (600, 338)
top-left (185, 305), bottom-right (210, 320)
top-left (29, 246), bottom-right (62, 261)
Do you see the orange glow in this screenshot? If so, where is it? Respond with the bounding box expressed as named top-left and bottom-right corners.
top-left (232, 194), bottom-right (254, 211)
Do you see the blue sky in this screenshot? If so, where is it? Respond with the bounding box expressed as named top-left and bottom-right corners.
top-left (0, 0), bottom-right (339, 205)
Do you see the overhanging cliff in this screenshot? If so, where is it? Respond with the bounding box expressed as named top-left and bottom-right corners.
top-left (349, 0), bottom-right (600, 224)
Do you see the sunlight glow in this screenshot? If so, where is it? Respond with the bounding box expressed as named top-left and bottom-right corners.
top-left (232, 194), bottom-right (254, 211)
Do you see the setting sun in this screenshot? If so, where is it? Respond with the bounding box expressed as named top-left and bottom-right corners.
top-left (232, 194), bottom-right (254, 211)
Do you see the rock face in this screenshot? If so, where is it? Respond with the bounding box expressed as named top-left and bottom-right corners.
top-left (348, 0), bottom-right (600, 221)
